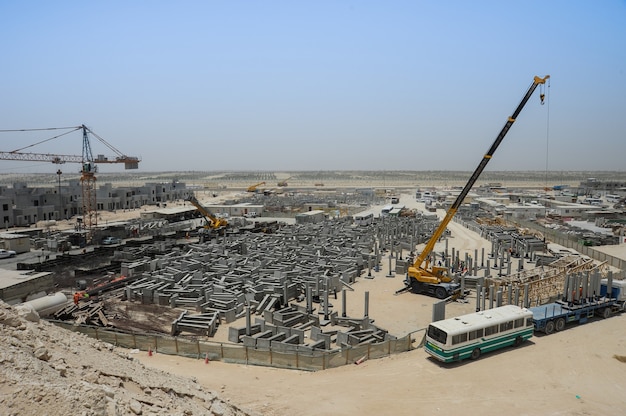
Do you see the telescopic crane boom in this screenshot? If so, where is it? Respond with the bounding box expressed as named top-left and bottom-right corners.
top-left (247, 182), bottom-right (266, 192)
top-left (186, 195), bottom-right (228, 230)
top-left (405, 75), bottom-right (550, 299)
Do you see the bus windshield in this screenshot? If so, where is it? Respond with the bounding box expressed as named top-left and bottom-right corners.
top-left (427, 325), bottom-right (447, 344)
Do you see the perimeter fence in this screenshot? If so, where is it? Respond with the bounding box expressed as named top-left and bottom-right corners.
top-left (52, 321), bottom-right (422, 371)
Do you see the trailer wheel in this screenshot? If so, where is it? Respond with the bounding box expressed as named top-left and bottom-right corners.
top-left (470, 348), bottom-right (481, 360)
top-left (622, 302), bottom-right (626, 313)
top-left (555, 318), bottom-right (566, 332)
top-left (602, 308), bottom-right (611, 319)
top-left (544, 320), bottom-right (555, 335)
top-left (513, 336), bottom-right (523, 347)
top-left (435, 287), bottom-right (448, 299)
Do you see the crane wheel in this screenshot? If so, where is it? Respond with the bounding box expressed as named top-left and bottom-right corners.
top-left (410, 281), bottom-right (424, 294)
top-left (435, 287), bottom-right (448, 299)
top-left (470, 348), bottom-right (481, 360)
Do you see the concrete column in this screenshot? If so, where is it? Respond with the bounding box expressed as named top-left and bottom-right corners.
top-left (481, 286), bottom-right (486, 311)
top-left (523, 283), bottom-right (529, 308)
top-left (342, 289), bottom-right (347, 318)
top-left (489, 285), bottom-right (495, 309)
top-left (476, 284), bottom-right (482, 312)
top-left (306, 284), bottom-right (312, 315)
top-left (386, 253), bottom-right (394, 278)
top-left (364, 291), bottom-right (369, 318)
top-left (496, 289), bottom-right (503, 307)
top-left (323, 286), bottom-right (329, 321)
top-left (245, 306), bottom-right (251, 336)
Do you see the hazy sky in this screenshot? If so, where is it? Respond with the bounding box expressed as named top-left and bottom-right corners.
top-left (1, 1), bottom-right (625, 174)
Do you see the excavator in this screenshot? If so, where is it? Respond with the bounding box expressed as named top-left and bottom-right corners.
top-left (247, 182), bottom-right (266, 192)
top-left (402, 75), bottom-right (550, 299)
top-left (186, 195), bottom-right (228, 232)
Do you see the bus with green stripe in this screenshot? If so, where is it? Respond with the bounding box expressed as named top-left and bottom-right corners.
top-left (425, 305), bottom-right (533, 362)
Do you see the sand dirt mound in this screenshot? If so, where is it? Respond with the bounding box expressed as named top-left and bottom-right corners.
top-left (0, 300), bottom-right (249, 416)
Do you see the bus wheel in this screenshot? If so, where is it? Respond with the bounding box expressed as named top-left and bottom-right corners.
top-left (435, 287), bottom-right (447, 299)
top-left (555, 318), bottom-right (566, 332)
top-left (513, 336), bottom-right (523, 347)
top-left (602, 308), bottom-right (611, 319)
top-left (470, 348), bottom-right (481, 360)
top-left (544, 320), bottom-right (555, 335)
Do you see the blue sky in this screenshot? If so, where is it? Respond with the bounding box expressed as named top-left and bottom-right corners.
top-left (1, 1), bottom-right (625, 174)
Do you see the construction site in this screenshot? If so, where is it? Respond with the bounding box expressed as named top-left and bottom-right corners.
top-left (2, 77), bottom-right (626, 415)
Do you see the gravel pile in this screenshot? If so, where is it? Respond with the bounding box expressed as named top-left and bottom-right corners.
top-left (0, 300), bottom-right (250, 416)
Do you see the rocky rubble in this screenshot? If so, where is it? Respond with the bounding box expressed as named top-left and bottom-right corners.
top-left (0, 300), bottom-right (249, 416)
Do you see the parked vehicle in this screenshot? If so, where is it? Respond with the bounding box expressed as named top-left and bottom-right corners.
top-left (425, 305), bottom-right (534, 362)
top-left (0, 249), bottom-right (17, 258)
top-left (101, 237), bottom-right (121, 245)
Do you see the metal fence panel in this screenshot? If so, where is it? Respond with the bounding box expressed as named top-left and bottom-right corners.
top-left (96, 329), bottom-right (119, 346)
top-left (266, 349), bottom-right (296, 370)
top-left (326, 349), bottom-right (347, 369)
top-left (152, 336), bottom-right (177, 355)
top-left (115, 332), bottom-right (136, 349)
top-left (296, 351), bottom-right (326, 371)
top-left (369, 341), bottom-right (389, 360)
top-left (347, 344), bottom-right (369, 364)
top-left (247, 348), bottom-right (273, 368)
top-left (176, 338), bottom-right (201, 358)
top-left (134, 334), bottom-right (156, 352)
top-left (221, 344), bottom-right (247, 364)
top-left (199, 342), bottom-right (225, 362)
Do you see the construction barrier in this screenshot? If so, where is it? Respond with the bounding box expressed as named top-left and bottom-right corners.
top-left (51, 320), bottom-right (419, 372)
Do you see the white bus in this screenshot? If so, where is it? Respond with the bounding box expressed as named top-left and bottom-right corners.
top-left (354, 213), bottom-right (374, 226)
top-left (381, 205), bottom-right (394, 217)
top-left (584, 197), bottom-right (603, 206)
top-left (424, 305), bottom-right (533, 362)
top-left (606, 194), bottom-right (621, 203)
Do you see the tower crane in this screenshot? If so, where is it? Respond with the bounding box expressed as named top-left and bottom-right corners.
top-left (0, 124), bottom-right (140, 239)
top-left (402, 75), bottom-right (550, 299)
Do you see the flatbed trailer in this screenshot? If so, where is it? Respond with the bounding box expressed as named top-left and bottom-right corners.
top-left (529, 297), bottom-right (620, 334)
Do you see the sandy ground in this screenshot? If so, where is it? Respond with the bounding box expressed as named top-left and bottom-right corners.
top-left (131, 193), bottom-right (626, 416)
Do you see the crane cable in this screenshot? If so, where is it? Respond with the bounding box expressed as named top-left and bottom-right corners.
top-left (542, 77), bottom-right (551, 192)
top-left (9, 126), bottom-right (82, 153)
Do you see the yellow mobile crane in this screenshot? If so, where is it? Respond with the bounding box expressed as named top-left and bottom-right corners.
top-left (404, 75), bottom-right (550, 299)
top-left (247, 181), bottom-right (266, 192)
top-left (277, 176), bottom-right (292, 187)
top-left (186, 195), bottom-right (228, 232)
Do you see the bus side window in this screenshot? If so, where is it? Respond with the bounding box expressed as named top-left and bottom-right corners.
top-left (485, 324), bottom-right (499, 336)
top-left (468, 328), bottom-right (484, 340)
top-left (526, 317), bottom-right (533, 327)
top-left (452, 333), bottom-right (468, 345)
top-left (500, 321), bottom-right (514, 332)
top-left (514, 318), bottom-right (524, 328)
